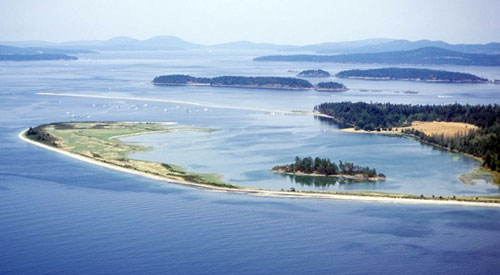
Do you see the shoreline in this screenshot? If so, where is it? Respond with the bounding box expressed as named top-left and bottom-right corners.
top-left (153, 82), bottom-right (313, 91)
top-left (339, 127), bottom-right (497, 185)
top-left (19, 128), bottom-right (500, 208)
top-left (339, 127), bottom-right (484, 163)
top-left (338, 76), bottom-right (488, 83)
top-left (315, 88), bottom-right (348, 92)
top-left (271, 169), bottom-right (386, 181)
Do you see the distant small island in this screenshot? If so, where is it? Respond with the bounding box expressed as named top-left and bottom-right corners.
top-left (153, 74), bottom-right (348, 91)
top-left (0, 53), bottom-right (77, 61)
top-left (336, 68), bottom-right (487, 83)
top-left (272, 156), bottom-right (386, 181)
top-left (0, 44), bottom-right (90, 61)
top-left (297, 69), bottom-right (331, 77)
top-left (316, 81), bottom-right (348, 91)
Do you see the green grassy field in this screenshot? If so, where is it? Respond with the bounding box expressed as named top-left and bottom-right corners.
top-left (27, 122), bottom-right (237, 189)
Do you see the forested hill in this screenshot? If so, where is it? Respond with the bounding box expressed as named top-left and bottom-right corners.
top-left (336, 68), bottom-right (487, 83)
top-left (153, 75), bottom-right (314, 89)
top-left (254, 47), bottom-right (500, 66)
top-left (315, 102), bottom-right (500, 175)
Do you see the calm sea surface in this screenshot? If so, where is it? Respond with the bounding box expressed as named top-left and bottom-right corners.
top-left (1, 50), bottom-right (500, 274)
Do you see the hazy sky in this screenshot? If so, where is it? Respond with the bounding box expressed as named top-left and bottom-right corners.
top-left (1, 0), bottom-right (499, 44)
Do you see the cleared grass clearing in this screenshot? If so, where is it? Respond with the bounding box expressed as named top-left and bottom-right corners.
top-left (399, 121), bottom-right (478, 137)
top-left (342, 120), bottom-right (478, 138)
top-left (34, 122), bottom-right (235, 189)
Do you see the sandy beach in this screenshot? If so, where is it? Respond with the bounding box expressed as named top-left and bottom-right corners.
top-left (19, 129), bottom-right (500, 208)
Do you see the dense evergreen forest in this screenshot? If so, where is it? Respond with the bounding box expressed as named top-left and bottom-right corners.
top-left (254, 47), bottom-right (500, 66)
top-left (210, 76), bottom-right (313, 88)
top-left (152, 74), bottom-right (211, 84)
top-left (25, 126), bottom-right (57, 146)
top-left (315, 102), bottom-right (500, 174)
top-left (336, 68), bottom-right (487, 83)
top-left (273, 156), bottom-right (384, 179)
top-left (316, 81), bottom-right (347, 91)
top-left (153, 74), bottom-right (313, 89)
top-left (297, 69), bottom-right (331, 77)
top-left (153, 74), bottom-right (350, 91)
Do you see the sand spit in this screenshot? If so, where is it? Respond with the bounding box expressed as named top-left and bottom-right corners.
top-left (19, 129), bottom-right (500, 208)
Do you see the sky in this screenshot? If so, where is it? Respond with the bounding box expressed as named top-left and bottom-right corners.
top-left (0, 0), bottom-right (499, 45)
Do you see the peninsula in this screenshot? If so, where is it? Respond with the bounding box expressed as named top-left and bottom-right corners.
top-left (272, 156), bottom-right (386, 181)
top-left (153, 74), bottom-right (348, 91)
top-left (24, 122), bottom-right (236, 189)
top-left (315, 102), bottom-right (500, 183)
top-left (335, 68), bottom-right (487, 83)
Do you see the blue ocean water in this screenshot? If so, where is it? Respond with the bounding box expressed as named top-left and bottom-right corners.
top-left (1, 50), bottom-right (500, 274)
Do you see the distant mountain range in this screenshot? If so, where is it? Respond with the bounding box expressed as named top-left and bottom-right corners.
top-left (254, 47), bottom-right (500, 66)
top-left (2, 36), bottom-right (500, 64)
top-left (1, 36), bottom-right (499, 54)
top-left (1, 36), bottom-right (201, 51)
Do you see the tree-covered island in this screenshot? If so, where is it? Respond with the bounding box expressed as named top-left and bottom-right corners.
top-left (153, 75), bottom-right (313, 89)
top-left (336, 68), bottom-right (487, 83)
top-left (297, 69), bottom-right (331, 77)
top-left (316, 81), bottom-right (348, 91)
top-left (153, 74), bottom-right (348, 91)
top-left (315, 102), bottom-right (500, 182)
top-left (272, 156), bottom-right (386, 181)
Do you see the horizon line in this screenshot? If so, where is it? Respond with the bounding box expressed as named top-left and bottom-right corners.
top-left (1, 35), bottom-right (499, 47)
